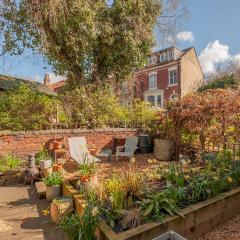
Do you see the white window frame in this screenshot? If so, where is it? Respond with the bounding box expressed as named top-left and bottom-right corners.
top-left (145, 93), bottom-right (164, 108)
top-left (149, 72), bottom-right (158, 89)
top-left (160, 54), bottom-right (165, 62)
top-left (168, 67), bottom-right (178, 86)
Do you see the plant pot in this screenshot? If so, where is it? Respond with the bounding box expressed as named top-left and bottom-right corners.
top-left (46, 185), bottom-right (61, 202)
top-left (40, 160), bottom-right (52, 171)
top-left (53, 141), bottom-right (63, 150)
top-left (77, 173), bottom-right (98, 189)
top-left (44, 167), bottom-right (53, 177)
top-left (89, 148), bottom-right (97, 156)
top-left (154, 139), bottom-right (174, 161)
top-left (50, 196), bottom-right (73, 224)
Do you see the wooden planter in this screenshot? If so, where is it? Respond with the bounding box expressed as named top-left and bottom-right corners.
top-left (63, 182), bottom-right (240, 240)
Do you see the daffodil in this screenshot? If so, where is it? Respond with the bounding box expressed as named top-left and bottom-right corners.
top-left (227, 176), bottom-right (233, 183)
top-left (148, 159), bottom-right (153, 164)
top-left (130, 157), bottom-right (136, 164)
top-left (42, 209), bottom-right (50, 216)
top-left (91, 207), bottom-right (99, 216)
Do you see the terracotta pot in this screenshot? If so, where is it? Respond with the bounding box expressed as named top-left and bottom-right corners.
top-left (89, 148), bottom-right (97, 156)
top-left (50, 196), bottom-right (73, 224)
top-left (53, 164), bottom-right (58, 172)
top-left (53, 142), bottom-right (62, 150)
top-left (56, 164), bottom-right (62, 173)
top-left (44, 167), bottom-right (53, 177)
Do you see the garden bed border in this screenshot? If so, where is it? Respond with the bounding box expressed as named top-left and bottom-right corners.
top-left (62, 182), bottom-right (240, 240)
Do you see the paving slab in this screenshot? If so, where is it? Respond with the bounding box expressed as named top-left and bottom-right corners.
top-left (0, 184), bottom-right (68, 240)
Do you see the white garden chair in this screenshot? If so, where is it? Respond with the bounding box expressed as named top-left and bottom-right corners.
top-left (68, 137), bottom-right (100, 165)
top-left (115, 136), bottom-right (138, 161)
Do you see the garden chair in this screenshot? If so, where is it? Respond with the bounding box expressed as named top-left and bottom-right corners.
top-left (68, 137), bottom-right (100, 165)
top-left (115, 136), bottom-right (138, 161)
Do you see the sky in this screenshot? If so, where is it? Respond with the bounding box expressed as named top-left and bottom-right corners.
top-left (0, 0), bottom-right (240, 83)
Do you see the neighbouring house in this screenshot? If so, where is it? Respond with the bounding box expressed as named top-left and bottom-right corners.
top-left (120, 46), bottom-right (204, 107)
top-left (43, 74), bottom-right (66, 93)
top-left (0, 74), bottom-right (57, 96)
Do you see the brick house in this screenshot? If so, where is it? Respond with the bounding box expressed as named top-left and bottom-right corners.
top-left (127, 46), bottom-right (204, 107)
top-left (43, 74), bottom-right (66, 93)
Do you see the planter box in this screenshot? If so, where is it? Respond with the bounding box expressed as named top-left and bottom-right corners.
top-left (62, 182), bottom-right (240, 240)
top-left (97, 187), bottom-right (240, 240)
top-left (62, 182), bottom-right (86, 216)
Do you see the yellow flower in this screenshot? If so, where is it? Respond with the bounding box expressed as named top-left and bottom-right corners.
top-left (148, 159), bottom-right (153, 164)
top-left (227, 176), bottom-right (233, 183)
top-left (42, 209), bottom-right (50, 216)
top-left (91, 207), bottom-right (99, 216)
top-left (185, 175), bottom-right (190, 180)
top-left (213, 176), bottom-right (218, 180)
top-left (130, 157), bottom-right (136, 164)
top-left (153, 159), bottom-right (158, 164)
top-left (187, 160), bottom-right (191, 165)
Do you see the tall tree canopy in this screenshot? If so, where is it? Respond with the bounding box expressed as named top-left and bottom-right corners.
top-left (1, 0), bottom-right (162, 87)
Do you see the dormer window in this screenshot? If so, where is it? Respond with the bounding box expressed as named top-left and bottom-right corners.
top-left (160, 54), bottom-right (165, 62)
top-left (148, 56), bottom-right (157, 65)
top-left (149, 72), bottom-right (157, 89)
top-left (169, 51), bottom-right (174, 60)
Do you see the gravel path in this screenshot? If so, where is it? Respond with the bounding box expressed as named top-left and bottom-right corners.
top-left (196, 214), bottom-right (240, 240)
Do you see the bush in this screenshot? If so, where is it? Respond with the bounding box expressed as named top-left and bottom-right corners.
top-left (43, 172), bottom-right (63, 186)
top-left (0, 84), bottom-right (62, 130)
top-left (0, 154), bottom-right (21, 172)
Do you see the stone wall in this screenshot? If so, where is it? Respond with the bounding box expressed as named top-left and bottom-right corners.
top-left (0, 128), bottom-right (137, 161)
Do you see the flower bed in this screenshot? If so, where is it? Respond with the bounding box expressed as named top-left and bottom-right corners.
top-left (61, 151), bottom-right (240, 240)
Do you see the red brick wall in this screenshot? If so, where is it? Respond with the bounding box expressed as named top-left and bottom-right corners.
top-left (0, 129), bottom-right (137, 160)
top-left (134, 63), bottom-right (181, 101)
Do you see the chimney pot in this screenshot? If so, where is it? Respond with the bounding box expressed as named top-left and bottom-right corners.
top-left (44, 74), bottom-right (50, 86)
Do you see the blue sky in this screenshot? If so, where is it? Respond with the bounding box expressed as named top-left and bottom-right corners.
top-left (1, 0), bottom-right (240, 83)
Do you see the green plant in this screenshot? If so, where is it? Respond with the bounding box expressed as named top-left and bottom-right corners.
top-left (43, 172), bottom-right (63, 187)
top-left (0, 154), bottom-right (21, 171)
top-left (59, 213), bottom-right (81, 240)
top-left (164, 183), bottom-right (186, 203)
top-left (164, 164), bottom-right (185, 187)
top-left (137, 191), bottom-right (178, 222)
top-left (35, 146), bottom-right (52, 165)
top-left (78, 153), bottom-right (96, 177)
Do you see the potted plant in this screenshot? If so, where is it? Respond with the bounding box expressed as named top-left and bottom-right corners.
top-left (43, 172), bottom-right (63, 202)
top-left (35, 146), bottom-right (52, 170)
top-left (77, 153), bottom-right (98, 189)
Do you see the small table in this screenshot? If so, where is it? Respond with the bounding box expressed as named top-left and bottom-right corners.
top-left (54, 149), bottom-right (67, 163)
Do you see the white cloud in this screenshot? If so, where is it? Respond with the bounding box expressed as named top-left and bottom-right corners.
top-left (177, 31), bottom-right (194, 42)
top-left (48, 73), bottom-right (66, 84)
top-left (198, 40), bottom-right (240, 74)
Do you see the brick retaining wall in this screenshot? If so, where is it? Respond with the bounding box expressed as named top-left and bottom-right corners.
top-left (0, 128), bottom-right (137, 160)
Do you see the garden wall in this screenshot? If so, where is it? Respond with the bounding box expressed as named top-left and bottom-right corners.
top-left (0, 128), bottom-right (137, 160)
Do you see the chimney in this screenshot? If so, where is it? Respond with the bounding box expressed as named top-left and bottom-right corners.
top-left (43, 74), bottom-right (50, 86)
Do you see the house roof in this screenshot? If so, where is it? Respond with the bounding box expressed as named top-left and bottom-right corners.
top-left (48, 80), bottom-right (66, 91)
top-left (0, 74), bottom-right (57, 96)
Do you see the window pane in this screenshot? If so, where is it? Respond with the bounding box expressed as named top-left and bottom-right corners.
top-left (157, 95), bottom-right (162, 107)
top-left (169, 69), bottom-right (177, 85)
top-left (149, 74), bottom-right (157, 89)
top-left (147, 96), bottom-right (155, 105)
top-left (169, 51), bottom-right (174, 60)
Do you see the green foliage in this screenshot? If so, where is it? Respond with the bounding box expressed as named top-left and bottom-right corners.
top-left (43, 172), bottom-right (63, 187)
top-left (62, 84), bottom-right (157, 129)
top-left (198, 74), bottom-right (239, 92)
top-left (164, 183), bottom-right (186, 203)
top-left (164, 164), bottom-right (185, 187)
top-left (59, 214), bottom-right (81, 240)
top-left (78, 154), bottom-right (96, 177)
top-left (6, 0), bottom-right (161, 86)
top-left (0, 154), bottom-right (21, 172)
top-left (137, 191), bottom-right (178, 222)
top-left (0, 84), bottom-right (60, 130)
top-left (35, 146), bottom-right (52, 165)
top-left (127, 99), bottom-right (157, 130)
